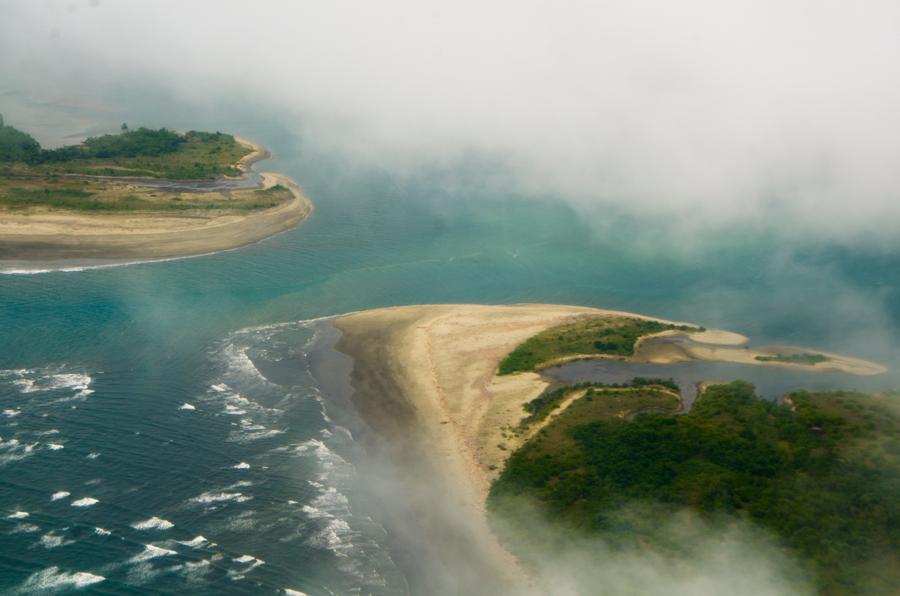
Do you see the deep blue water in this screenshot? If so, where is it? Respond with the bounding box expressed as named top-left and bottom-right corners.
top-left (1, 99), bottom-right (899, 594)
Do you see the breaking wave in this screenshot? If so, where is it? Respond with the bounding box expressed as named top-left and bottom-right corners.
top-left (130, 544), bottom-right (178, 563)
top-left (71, 497), bottom-right (98, 507)
top-left (130, 516), bottom-right (174, 531)
top-left (17, 566), bottom-right (105, 592)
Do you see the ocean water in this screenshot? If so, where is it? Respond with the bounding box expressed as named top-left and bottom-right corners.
top-left (2, 99), bottom-right (900, 594)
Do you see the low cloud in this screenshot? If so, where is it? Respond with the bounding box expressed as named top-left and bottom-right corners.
top-left (491, 500), bottom-right (815, 596)
top-left (2, 0), bottom-right (899, 242)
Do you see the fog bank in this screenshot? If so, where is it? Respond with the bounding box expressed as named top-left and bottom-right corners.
top-left (2, 0), bottom-right (900, 243)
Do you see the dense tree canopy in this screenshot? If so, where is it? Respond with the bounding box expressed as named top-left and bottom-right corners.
top-left (490, 382), bottom-right (900, 594)
top-left (0, 120), bottom-right (42, 163)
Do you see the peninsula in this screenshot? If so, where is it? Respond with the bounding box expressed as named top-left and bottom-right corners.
top-left (0, 120), bottom-right (312, 261)
top-left (333, 304), bottom-right (895, 595)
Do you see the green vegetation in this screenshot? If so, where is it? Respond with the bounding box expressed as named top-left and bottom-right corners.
top-left (490, 382), bottom-right (900, 594)
top-left (0, 119), bottom-right (250, 179)
top-left (0, 181), bottom-right (291, 213)
top-left (498, 316), bottom-right (701, 374)
top-left (521, 378), bottom-right (680, 427)
top-left (0, 117), bottom-right (42, 163)
top-left (756, 352), bottom-right (830, 365)
top-left (0, 119), bottom-right (286, 214)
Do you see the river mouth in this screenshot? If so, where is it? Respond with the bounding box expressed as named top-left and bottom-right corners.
top-left (545, 336), bottom-right (893, 409)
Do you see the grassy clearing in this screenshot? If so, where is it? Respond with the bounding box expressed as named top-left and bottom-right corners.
top-left (520, 378), bottom-right (680, 427)
top-left (498, 316), bottom-right (701, 374)
top-left (0, 179), bottom-right (292, 213)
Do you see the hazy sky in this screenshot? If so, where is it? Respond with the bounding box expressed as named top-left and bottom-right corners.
top-left (2, 0), bottom-right (899, 243)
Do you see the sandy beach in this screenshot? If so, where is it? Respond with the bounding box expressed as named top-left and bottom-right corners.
top-left (233, 135), bottom-right (271, 174)
top-left (334, 304), bottom-right (719, 593)
top-left (634, 334), bottom-right (887, 375)
top-left (0, 172), bottom-right (312, 261)
top-left (0, 139), bottom-right (312, 262)
top-left (333, 303), bottom-right (888, 591)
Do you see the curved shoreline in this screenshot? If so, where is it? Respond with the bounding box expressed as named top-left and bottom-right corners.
top-left (0, 137), bottom-right (312, 263)
top-left (232, 135), bottom-right (271, 174)
top-left (332, 303), bottom-right (887, 592)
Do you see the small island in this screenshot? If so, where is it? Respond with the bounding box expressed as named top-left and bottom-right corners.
top-left (0, 117), bottom-right (312, 262)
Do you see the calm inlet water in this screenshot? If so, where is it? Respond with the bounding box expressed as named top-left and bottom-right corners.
top-left (1, 100), bottom-right (899, 594)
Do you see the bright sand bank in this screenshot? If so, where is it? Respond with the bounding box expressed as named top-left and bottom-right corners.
top-left (232, 135), bottom-right (271, 173)
top-left (0, 139), bottom-right (311, 261)
top-left (333, 303), bottom-right (886, 591)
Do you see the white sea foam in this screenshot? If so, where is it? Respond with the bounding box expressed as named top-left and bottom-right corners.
top-left (86, 452), bottom-right (101, 459)
top-left (292, 438), bottom-right (360, 558)
top-left (292, 438), bottom-right (353, 483)
top-left (220, 389), bottom-right (283, 418)
top-left (4, 368), bottom-right (95, 408)
top-left (176, 558), bottom-right (212, 581)
top-left (224, 510), bottom-right (257, 531)
top-left (315, 486), bottom-right (350, 510)
top-left (94, 527), bottom-right (111, 536)
top-left (130, 516), bottom-right (174, 531)
top-left (177, 535), bottom-right (208, 548)
top-left (3, 408), bottom-right (19, 417)
top-left (15, 372), bottom-right (92, 395)
top-left (71, 497), bottom-right (98, 507)
top-left (51, 491), bottom-right (70, 501)
top-left (12, 522), bottom-right (39, 533)
top-left (189, 491), bottom-right (252, 505)
top-left (228, 554), bottom-right (265, 580)
top-left (179, 403), bottom-right (196, 411)
top-left (0, 438), bottom-right (37, 465)
top-left (236, 428), bottom-right (285, 442)
top-left (221, 345), bottom-right (268, 384)
top-left (46, 443), bottom-right (64, 451)
top-left (232, 462), bottom-right (250, 469)
top-left (302, 493), bottom-right (356, 558)
top-left (0, 250), bottom-right (231, 275)
top-left (40, 531), bottom-right (73, 549)
top-left (239, 418), bottom-right (265, 431)
top-left (7, 511), bottom-right (29, 519)
top-left (309, 517), bottom-right (354, 556)
top-left (284, 590), bottom-right (308, 596)
top-left (18, 566), bottom-right (105, 591)
top-left (130, 544), bottom-right (177, 562)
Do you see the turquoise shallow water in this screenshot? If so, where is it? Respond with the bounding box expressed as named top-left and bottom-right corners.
top-left (1, 103), bottom-right (899, 594)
